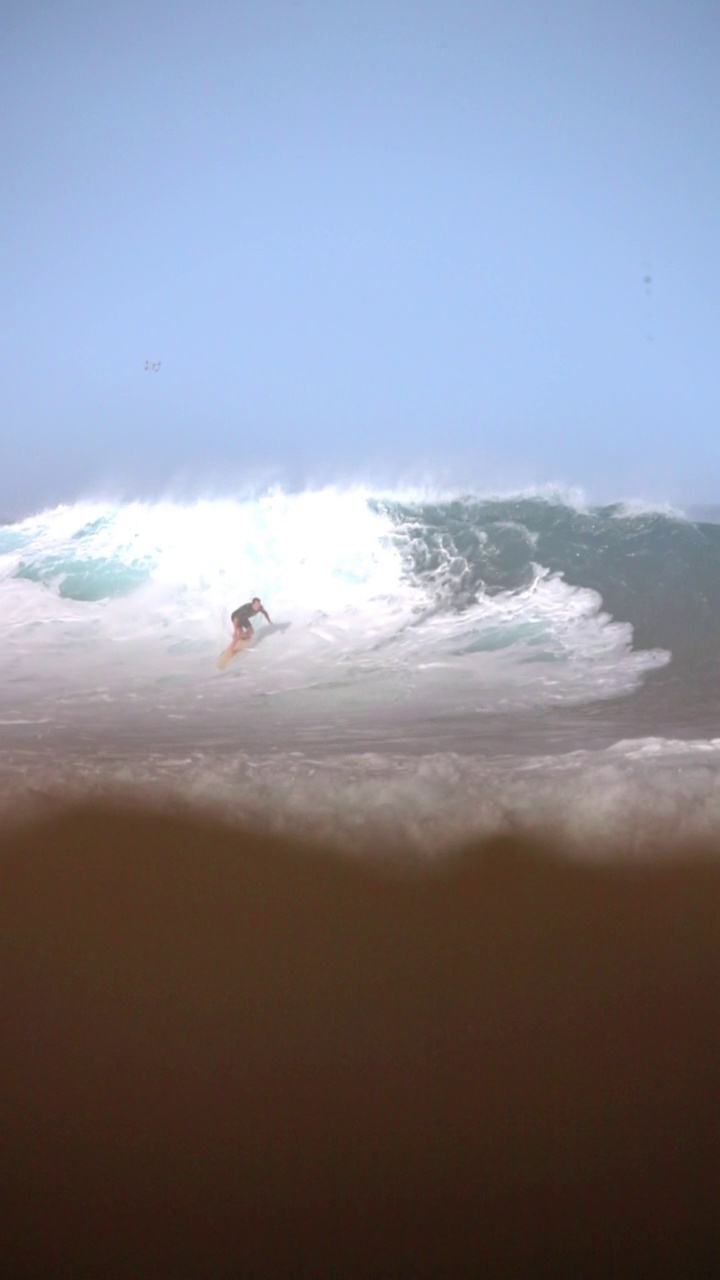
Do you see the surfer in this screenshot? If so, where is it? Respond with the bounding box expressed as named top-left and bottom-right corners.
top-left (231, 597), bottom-right (272, 644)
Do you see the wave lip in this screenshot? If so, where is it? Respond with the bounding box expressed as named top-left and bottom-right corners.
top-left (3, 738), bottom-right (720, 858)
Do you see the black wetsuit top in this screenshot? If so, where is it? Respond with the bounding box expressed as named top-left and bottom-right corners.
top-left (231, 602), bottom-right (267, 628)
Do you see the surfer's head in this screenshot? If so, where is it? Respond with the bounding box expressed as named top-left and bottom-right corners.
top-left (251, 597), bottom-right (262, 609)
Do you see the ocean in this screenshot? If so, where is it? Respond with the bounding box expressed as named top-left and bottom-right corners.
top-left (3, 485), bottom-right (720, 856)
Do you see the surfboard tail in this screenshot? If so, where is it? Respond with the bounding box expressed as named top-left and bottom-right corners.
top-left (216, 639), bottom-right (250, 670)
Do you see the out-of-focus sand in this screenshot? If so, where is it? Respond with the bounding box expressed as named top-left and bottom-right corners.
top-left (2, 799), bottom-right (719, 1275)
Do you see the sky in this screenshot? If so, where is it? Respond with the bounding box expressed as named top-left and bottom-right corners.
top-left (2, 0), bottom-right (720, 515)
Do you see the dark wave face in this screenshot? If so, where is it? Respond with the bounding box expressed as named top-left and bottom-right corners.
top-left (376, 497), bottom-right (720, 668)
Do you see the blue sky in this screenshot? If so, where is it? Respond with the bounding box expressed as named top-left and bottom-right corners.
top-left (2, 0), bottom-right (719, 514)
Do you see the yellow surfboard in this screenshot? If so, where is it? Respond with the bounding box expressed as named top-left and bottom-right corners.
top-left (216, 637), bottom-right (251, 670)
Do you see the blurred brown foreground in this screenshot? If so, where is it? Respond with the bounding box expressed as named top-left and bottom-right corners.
top-left (2, 799), bottom-right (719, 1276)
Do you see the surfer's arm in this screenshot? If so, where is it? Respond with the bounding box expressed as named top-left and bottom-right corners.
top-left (261, 607), bottom-right (272, 624)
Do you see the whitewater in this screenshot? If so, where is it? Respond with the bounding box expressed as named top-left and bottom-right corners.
top-left (3, 484), bottom-right (720, 856)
